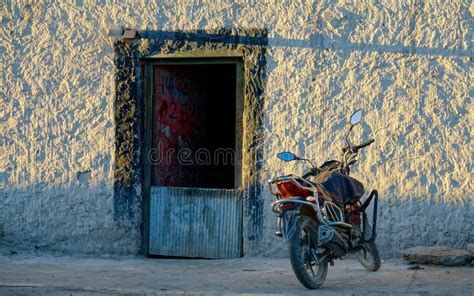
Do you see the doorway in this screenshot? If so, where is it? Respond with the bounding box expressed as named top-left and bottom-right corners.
top-left (151, 63), bottom-right (240, 189)
top-left (145, 58), bottom-right (244, 258)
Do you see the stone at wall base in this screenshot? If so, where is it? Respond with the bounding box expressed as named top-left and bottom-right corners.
top-left (401, 246), bottom-right (473, 266)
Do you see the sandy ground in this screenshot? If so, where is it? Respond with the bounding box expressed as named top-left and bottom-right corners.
top-left (0, 253), bottom-right (472, 296)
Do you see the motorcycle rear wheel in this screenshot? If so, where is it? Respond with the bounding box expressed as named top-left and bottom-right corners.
top-left (288, 216), bottom-right (328, 289)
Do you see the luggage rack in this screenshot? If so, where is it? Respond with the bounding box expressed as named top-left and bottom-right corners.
top-left (269, 175), bottom-right (352, 229)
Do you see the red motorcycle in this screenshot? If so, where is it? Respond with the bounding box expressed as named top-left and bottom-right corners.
top-left (268, 109), bottom-right (381, 289)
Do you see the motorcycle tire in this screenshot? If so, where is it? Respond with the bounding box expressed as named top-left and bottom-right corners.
top-left (355, 222), bottom-right (381, 271)
top-left (288, 215), bottom-right (328, 289)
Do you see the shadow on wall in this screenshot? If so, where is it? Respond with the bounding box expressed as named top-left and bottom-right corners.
top-left (312, 34), bottom-right (473, 58)
top-left (375, 195), bottom-right (473, 258)
top-left (267, 34), bottom-right (473, 59)
top-left (1, 182), bottom-right (471, 258)
top-left (0, 182), bottom-right (141, 255)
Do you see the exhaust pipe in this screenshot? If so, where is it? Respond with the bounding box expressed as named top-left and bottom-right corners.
top-left (318, 225), bottom-right (348, 257)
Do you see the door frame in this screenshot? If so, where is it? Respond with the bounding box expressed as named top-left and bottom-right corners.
top-left (112, 29), bottom-right (268, 256)
top-left (141, 52), bottom-right (245, 255)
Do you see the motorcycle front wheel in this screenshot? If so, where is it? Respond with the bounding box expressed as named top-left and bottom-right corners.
top-left (354, 223), bottom-right (381, 271)
top-left (288, 215), bottom-right (328, 289)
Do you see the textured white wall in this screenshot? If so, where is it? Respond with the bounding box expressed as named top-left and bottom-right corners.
top-left (0, 1), bottom-right (472, 257)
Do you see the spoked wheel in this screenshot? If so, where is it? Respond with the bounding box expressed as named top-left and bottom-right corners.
top-left (355, 241), bottom-right (381, 271)
top-left (354, 222), bottom-right (381, 271)
top-left (288, 216), bottom-right (328, 289)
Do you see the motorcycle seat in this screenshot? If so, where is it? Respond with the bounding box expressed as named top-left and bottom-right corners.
top-left (320, 171), bottom-right (365, 207)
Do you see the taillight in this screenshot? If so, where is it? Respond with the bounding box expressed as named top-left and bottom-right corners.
top-left (350, 214), bottom-right (361, 225)
top-left (276, 180), bottom-right (311, 198)
top-left (346, 204), bottom-right (361, 225)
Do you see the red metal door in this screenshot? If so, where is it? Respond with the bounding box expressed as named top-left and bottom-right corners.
top-left (152, 65), bottom-right (208, 187)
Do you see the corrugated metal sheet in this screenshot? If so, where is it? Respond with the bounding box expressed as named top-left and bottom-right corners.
top-left (149, 186), bottom-right (243, 258)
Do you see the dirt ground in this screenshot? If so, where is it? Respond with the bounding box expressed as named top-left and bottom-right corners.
top-left (0, 252), bottom-right (472, 295)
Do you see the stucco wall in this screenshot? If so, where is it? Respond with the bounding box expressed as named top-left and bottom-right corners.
top-left (1, 1), bottom-right (472, 257)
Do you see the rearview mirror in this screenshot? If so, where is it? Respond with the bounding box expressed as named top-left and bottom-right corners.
top-left (350, 109), bottom-right (363, 125)
top-left (277, 152), bottom-right (299, 162)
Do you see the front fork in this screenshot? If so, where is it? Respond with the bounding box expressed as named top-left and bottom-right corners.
top-left (352, 190), bottom-right (378, 244)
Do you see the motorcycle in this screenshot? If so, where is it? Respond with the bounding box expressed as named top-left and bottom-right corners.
top-left (268, 109), bottom-right (381, 289)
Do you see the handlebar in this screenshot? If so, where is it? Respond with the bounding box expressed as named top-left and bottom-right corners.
top-left (302, 139), bottom-right (375, 179)
top-left (355, 138), bottom-right (375, 150)
top-left (302, 167), bottom-right (319, 179)
top-left (342, 138), bottom-right (375, 153)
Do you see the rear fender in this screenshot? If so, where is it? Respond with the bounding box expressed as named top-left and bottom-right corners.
top-left (300, 205), bottom-right (319, 246)
top-left (279, 204), bottom-right (318, 242)
top-left (279, 208), bottom-right (299, 241)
